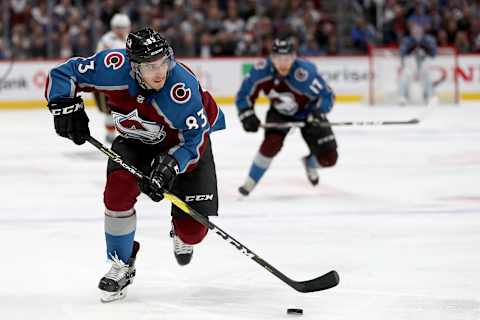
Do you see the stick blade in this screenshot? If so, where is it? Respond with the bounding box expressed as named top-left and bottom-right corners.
top-left (408, 118), bottom-right (420, 124)
top-left (292, 270), bottom-right (340, 293)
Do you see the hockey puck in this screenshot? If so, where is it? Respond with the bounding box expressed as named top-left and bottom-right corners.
top-left (287, 308), bottom-right (303, 315)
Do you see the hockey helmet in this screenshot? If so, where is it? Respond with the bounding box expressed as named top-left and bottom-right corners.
top-left (126, 28), bottom-right (176, 89)
top-left (110, 13), bottom-right (131, 29)
top-left (126, 27), bottom-right (175, 65)
top-left (271, 38), bottom-right (294, 55)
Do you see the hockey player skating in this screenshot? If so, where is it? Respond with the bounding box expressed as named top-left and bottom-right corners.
top-left (95, 13), bottom-right (131, 143)
top-left (45, 27), bottom-right (225, 302)
top-left (236, 38), bottom-right (337, 196)
top-left (398, 23), bottom-right (437, 105)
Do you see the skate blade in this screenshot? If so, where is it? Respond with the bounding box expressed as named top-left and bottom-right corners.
top-left (306, 175), bottom-right (319, 185)
top-left (100, 287), bottom-right (128, 303)
top-left (306, 172), bottom-right (319, 186)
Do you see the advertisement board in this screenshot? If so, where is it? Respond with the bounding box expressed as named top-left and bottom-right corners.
top-left (0, 55), bottom-right (478, 109)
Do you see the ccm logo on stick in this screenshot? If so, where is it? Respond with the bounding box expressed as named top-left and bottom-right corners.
top-left (185, 194), bottom-right (214, 202)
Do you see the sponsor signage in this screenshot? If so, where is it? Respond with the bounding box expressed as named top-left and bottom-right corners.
top-left (0, 55), bottom-right (478, 108)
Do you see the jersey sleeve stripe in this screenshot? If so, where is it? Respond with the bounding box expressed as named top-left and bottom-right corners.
top-left (168, 130), bottom-right (184, 158)
top-left (182, 130), bottom-right (208, 173)
top-left (200, 90), bottom-right (220, 128)
top-left (69, 78), bottom-right (76, 97)
top-left (45, 72), bottom-right (52, 100)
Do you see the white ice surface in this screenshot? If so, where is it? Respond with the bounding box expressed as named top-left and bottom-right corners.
top-left (0, 104), bottom-right (479, 320)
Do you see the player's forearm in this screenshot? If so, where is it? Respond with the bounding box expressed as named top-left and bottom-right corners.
top-left (315, 83), bottom-right (335, 113)
top-left (169, 131), bottom-right (208, 173)
top-left (235, 89), bottom-right (255, 111)
top-left (45, 67), bottom-right (78, 102)
top-left (171, 146), bottom-right (201, 173)
top-left (316, 95), bottom-right (334, 114)
top-left (235, 100), bottom-right (253, 113)
top-left (236, 76), bottom-right (263, 111)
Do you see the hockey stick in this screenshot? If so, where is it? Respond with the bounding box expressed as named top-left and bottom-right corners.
top-left (262, 95), bottom-right (440, 130)
top-left (261, 118), bottom-right (419, 129)
top-left (87, 136), bottom-right (339, 293)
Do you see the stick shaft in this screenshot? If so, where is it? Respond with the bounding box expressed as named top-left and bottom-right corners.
top-left (87, 136), bottom-right (339, 293)
top-left (261, 118), bottom-right (419, 129)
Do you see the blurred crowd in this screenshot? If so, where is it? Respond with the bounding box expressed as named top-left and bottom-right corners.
top-left (353, 0), bottom-right (480, 53)
top-left (1, 0), bottom-right (337, 60)
top-left (1, 0), bottom-right (480, 61)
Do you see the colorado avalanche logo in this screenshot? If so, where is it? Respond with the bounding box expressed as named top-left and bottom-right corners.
top-left (112, 109), bottom-right (166, 144)
top-left (254, 59), bottom-right (267, 70)
top-left (170, 83), bottom-right (191, 104)
top-left (294, 67), bottom-right (308, 82)
top-left (104, 52), bottom-right (125, 70)
top-left (268, 89), bottom-right (299, 116)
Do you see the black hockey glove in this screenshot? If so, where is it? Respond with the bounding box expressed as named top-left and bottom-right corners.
top-left (48, 96), bottom-right (90, 145)
top-left (139, 154), bottom-right (179, 202)
top-left (307, 108), bottom-right (328, 126)
top-left (239, 108), bottom-right (260, 132)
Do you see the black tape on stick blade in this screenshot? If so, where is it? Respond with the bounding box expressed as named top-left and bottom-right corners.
top-left (287, 308), bottom-right (303, 315)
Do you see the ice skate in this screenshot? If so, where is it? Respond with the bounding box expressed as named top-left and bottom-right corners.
top-left (302, 156), bottom-right (319, 186)
top-left (99, 241), bottom-right (139, 303)
top-left (238, 178), bottom-right (256, 197)
top-left (238, 186), bottom-right (250, 196)
top-left (170, 229), bottom-right (193, 266)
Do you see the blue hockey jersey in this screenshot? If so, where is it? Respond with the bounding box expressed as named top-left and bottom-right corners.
top-left (45, 49), bottom-right (225, 173)
top-left (235, 58), bottom-right (335, 120)
top-left (400, 35), bottom-right (437, 59)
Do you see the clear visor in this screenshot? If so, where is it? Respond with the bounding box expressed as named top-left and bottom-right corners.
top-left (271, 53), bottom-right (295, 64)
top-left (138, 56), bottom-right (171, 74)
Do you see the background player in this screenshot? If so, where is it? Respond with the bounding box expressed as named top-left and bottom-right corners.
top-left (95, 13), bottom-right (131, 143)
top-left (235, 38), bottom-right (337, 196)
top-left (45, 27), bottom-right (225, 302)
top-left (398, 23), bottom-right (437, 105)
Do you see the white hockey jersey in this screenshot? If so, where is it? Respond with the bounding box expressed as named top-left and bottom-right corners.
top-left (97, 31), bottom-right (127, 51)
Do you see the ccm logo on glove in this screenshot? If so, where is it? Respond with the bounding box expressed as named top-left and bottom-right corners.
top-left (50, 102), bottom-right (84, 116)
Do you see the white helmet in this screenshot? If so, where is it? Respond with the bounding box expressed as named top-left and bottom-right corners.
top-left (110, 13), bottom-right (131, 29)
